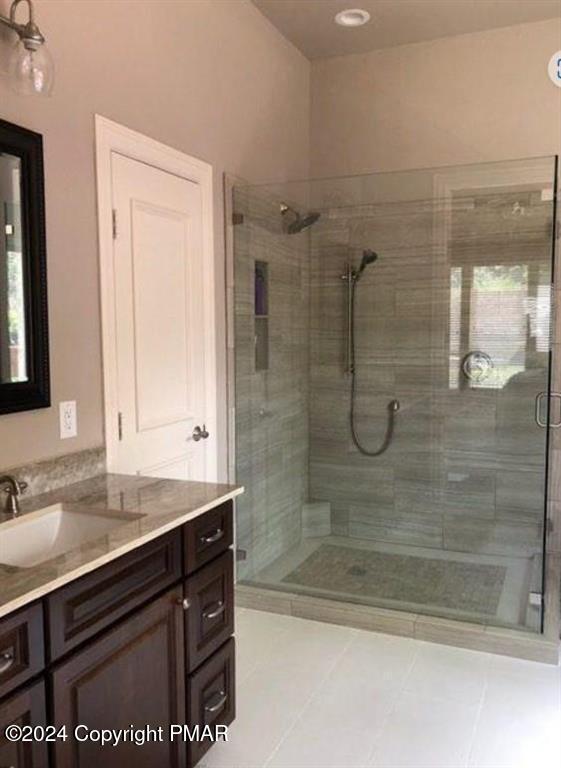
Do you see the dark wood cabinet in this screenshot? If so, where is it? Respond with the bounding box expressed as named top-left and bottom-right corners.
top-left (0, 680), bottom-right (49, 768)
top-left (0, 499), bottom-right (237, 768)
top-left (51, 586), bottom-right (186, 768)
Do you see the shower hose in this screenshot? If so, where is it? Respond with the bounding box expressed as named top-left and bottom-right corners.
top-left (349, 277), bottom-right (400, 457)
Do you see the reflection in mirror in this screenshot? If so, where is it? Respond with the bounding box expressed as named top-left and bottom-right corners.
top-left (0, 119), bottom-right (49, 415)
top-left (0, 151), bottom-right (27, 383)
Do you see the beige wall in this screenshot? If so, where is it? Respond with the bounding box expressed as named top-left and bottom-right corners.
top-left (2, 3), bottom-right (559, 479)
top-left (311, 19), bottom-right (561, 178)
top-left (0, 0), bottom-right (310, 475)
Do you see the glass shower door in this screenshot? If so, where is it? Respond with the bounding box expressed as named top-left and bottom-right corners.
top-left (434, 162), bottom-right (557, 632)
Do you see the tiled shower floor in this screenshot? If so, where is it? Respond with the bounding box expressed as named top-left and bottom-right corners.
top-left (247, 535), bottom-right (538, 630)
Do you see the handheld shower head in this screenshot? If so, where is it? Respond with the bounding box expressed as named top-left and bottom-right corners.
top-left (356, 249), bottom-right (378, 278)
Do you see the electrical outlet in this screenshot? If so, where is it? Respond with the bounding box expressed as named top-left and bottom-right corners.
top-left (59, 401), bottom-right (77, 439)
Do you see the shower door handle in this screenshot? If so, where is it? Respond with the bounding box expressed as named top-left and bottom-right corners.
top-left (535, 392), bottom-right (561, 428)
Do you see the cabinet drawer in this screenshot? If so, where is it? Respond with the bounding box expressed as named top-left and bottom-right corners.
top-left (187, 638), bottom-right (235, 768)
top-left (184, 550), bottom-right (234, 672)
top-left (47, 530), bottom-right (182, 661)
top-left (0, 603), bottom-right (44, 700)
top-left (184, 501), bottom-right (233, 575)
top-left (0, 679), bottom-right (49, 768)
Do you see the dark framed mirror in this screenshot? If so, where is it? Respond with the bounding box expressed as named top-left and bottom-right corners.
top-left (0, 119), bottom-right (49, 414)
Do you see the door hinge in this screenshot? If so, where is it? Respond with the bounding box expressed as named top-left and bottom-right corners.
top-left (117, 411), bottom-right (123, 441)
top-left (112, 209), bottom-right (118, 240)
top-left (232, 212), bottom-right (244, 226)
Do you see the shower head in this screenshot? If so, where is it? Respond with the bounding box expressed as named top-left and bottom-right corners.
top-left (280, 203), bottom-right (321, 234)
top-left (356, 249), bottom-right (378, 278)
top-left (288, 211), bottom-right (321, 234)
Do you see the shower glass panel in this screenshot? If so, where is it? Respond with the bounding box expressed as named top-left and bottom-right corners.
top-left (232, 157), bottom-right (558, 633)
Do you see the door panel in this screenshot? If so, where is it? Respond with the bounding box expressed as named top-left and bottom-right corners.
top-left (132, 201), bottom-right (191, 433)
top-left (111, 152), bottom-right (211, 482)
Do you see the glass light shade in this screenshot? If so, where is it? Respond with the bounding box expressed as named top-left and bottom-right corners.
top-left (8, 40), bottom-right (54, 96)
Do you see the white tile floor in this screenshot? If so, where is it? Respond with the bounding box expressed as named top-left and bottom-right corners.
top-left (201, 608), bottom-right (561, 768)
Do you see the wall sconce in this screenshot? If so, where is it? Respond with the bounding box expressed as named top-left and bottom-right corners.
top-left (0, 0), bottom-right (53, 96)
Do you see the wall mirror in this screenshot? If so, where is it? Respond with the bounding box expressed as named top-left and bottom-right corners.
top-left (0, 119), bottom-right (49, 414)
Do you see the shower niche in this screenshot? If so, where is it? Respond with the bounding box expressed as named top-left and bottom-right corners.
top-left (254, 260), bottom-right (268, 371)
top-left (230, 157), bottom-right (560, 646)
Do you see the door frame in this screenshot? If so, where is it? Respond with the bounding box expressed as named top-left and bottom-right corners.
top-left (95, 115), bottom-right (217, 479)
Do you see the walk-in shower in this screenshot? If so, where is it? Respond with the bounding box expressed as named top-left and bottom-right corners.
top-left (231, 157), bottom-right (559, 639)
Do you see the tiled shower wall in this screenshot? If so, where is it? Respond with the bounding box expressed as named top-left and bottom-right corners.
top-left (233, 187), bottom-right (310, 579)
top-left (309, 192), bottom-right (553, 562)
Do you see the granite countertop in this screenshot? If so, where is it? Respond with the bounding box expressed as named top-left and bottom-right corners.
top-left (0, 473), bottom-right (243, 619)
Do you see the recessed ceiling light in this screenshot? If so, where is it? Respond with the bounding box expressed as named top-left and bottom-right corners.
top-left (334, 8), bottom-right (371, 27)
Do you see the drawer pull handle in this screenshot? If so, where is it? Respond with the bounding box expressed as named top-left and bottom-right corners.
top-left (202, 600), bottom-right (225, 620)
top-left (204, 690), bottom-right (227, 714)
top-left (200, 528), bottom-right (224, 545)
top-left (0, 651), bottom-right (14, 674)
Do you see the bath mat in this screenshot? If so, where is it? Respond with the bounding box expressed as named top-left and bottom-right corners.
top-left (282, 544), bottom-right (506, 615)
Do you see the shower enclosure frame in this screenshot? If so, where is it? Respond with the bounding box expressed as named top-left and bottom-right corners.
top-left (223, 158), bottom-right (561, 662)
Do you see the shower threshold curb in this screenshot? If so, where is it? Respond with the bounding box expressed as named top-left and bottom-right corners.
top-left (235, 584), bottom-right (560, 665)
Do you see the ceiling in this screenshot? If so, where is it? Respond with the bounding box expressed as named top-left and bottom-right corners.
top-left (252, 0), bottom-right (561, 59)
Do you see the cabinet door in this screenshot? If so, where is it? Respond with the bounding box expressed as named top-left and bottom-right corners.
top-left (51, 586), bottom-right (186, 768)
top-left (0, 680), bottom-right (49, 768)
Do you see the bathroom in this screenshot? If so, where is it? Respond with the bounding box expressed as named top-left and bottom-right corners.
top-left (0, 1), bottom-right (560, 767)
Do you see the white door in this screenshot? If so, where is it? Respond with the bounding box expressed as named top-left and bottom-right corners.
top-left (109, 152), bottom-right (214, 481)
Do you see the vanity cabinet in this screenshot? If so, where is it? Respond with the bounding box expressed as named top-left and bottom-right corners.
top-left (0, 498), bottom-right (236, 768)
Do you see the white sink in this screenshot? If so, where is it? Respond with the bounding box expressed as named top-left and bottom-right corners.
top-left (0, 504), bottom-right (138, 568)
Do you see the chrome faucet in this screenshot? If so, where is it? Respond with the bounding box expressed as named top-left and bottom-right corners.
top-left (0, 475), bottom-right (28, 516)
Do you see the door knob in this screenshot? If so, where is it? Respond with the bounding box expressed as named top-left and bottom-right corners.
top-left (192, 424), bottom-right (210, 441)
